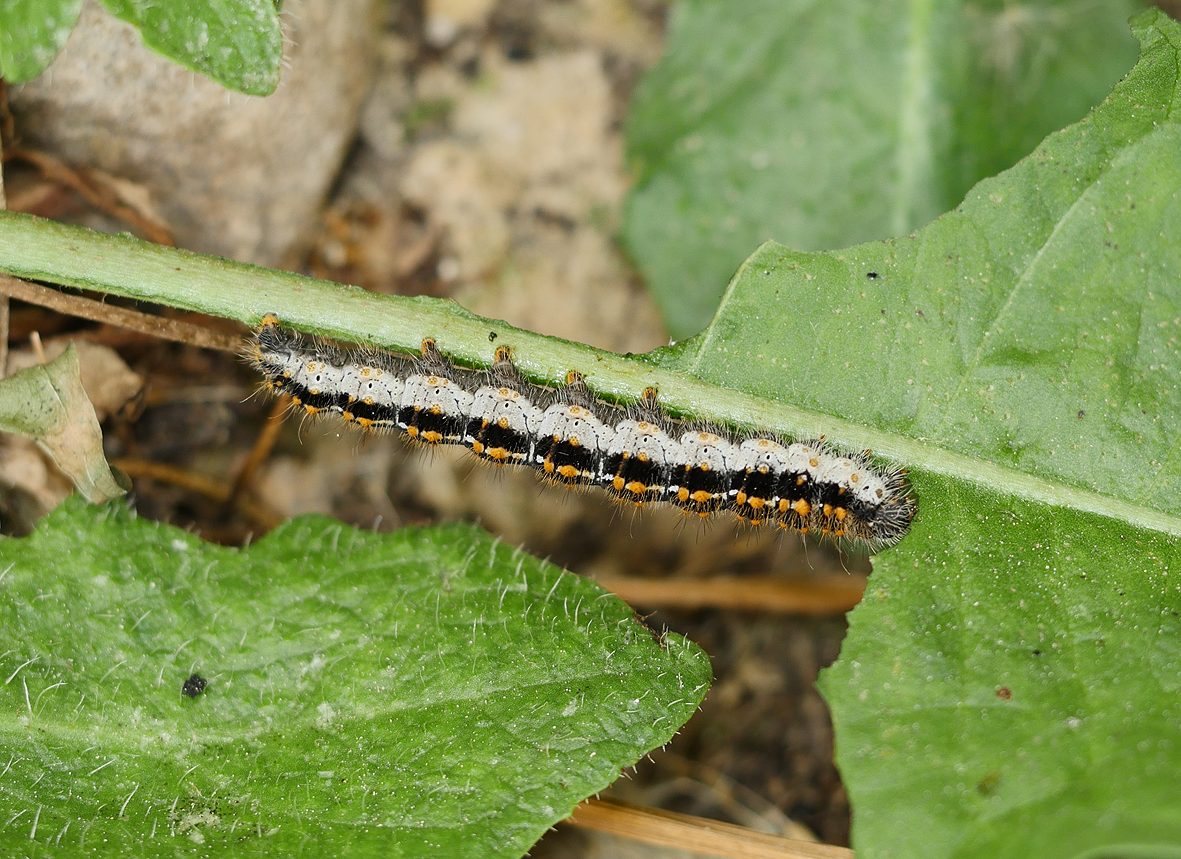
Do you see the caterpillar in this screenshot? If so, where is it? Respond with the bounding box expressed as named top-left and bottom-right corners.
top-left (246, 315), bottom-right (916, 549)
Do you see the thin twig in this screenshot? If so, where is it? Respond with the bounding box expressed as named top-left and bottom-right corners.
top-left (566, 798), bottom-right (853, 859)
top-left (593, 574), bottom-right (865, 615)
top-left (0, 275), bottom-right (240, 353)
top-left (110, 457), bottom-right (281, 531)
top-left (228, 395), bottom-right (290, 506)
top-left (5, 147), bottom-right (174, 245)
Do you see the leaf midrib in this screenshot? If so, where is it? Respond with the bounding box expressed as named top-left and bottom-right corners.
top-left (1, 212), bottom-right (1178, 539)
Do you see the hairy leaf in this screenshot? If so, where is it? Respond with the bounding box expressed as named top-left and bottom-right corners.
top-left (0, 501), bottom-right (710, 856)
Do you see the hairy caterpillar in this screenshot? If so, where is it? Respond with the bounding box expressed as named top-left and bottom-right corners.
top-left (247, 316), bottom-right (916, 549)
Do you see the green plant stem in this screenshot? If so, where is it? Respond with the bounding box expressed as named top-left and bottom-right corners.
top-left (0, 213), bottom-right (867, 432)
top-left (0, 211), bottom-right (1177, 539)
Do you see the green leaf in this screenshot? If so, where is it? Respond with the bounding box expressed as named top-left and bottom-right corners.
top-left (0, 0), bottom-right (84, 83)
top-left (623, 0), bottom-right (1142, 338)
top-left (627, 4), bottom-right (1181, 854)
top-left (655, 13), bottom-right (1180, 522)
top-left (627, 8), bottom-right (1181, 856)
top-left (821, 477), bottom-right (1181, 858)
top-left (98, 0), bottom-right (282, 96)
top-left (0, 499), bottom-right (710, 856)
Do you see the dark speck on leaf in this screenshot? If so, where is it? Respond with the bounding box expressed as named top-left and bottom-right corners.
top-left (182, 674), bottom-right (208, 698)
top-left (976, 771), bottom-right (1001, 796)
top-left (1077, 409), bottom-right (1086, 419)
top-left (866, 271), bottom-right (879, 279)
top-left (488, 331), bottom-right (498, 342)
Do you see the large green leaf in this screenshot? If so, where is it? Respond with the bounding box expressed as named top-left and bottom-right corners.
top-left (823, 477), bottom-right (1180, 858)
top-left (0, 0), bottom-right (84, 83)
top-left (0, 500), bottom-right (710, 856)
top-left (98, 0), bottom-right (282, 96)
top-left (637, 9), bottom-right (1181, 857)
top-left (654, 14), bottom-right (1180, 523)
top-left (624, 0), bottom-right (1142, 338)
